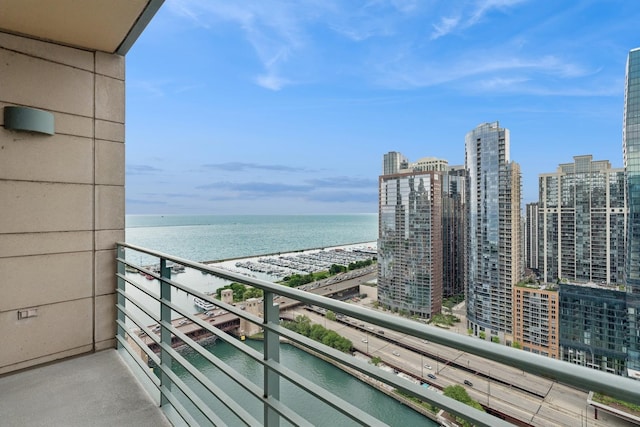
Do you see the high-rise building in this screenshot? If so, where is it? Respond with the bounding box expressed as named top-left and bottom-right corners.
top-left (624, 47), bottom-right (640, 378)
top-left (383, 151), bottom-right (409, 175)
top-left (559, 283), bottom-right (628, 376)
top-left (525, 203), bottom-right (539, 272)
top-left (513, 284), bottom-right (559, 358)
top-left (442, 166), bottom-right (467, 298)
top-left (538, 155), bottom-right (626, 285)
top-left (465, 122), bottom-right (522, 343)
top-left (378, 166), bottom-right (443, 318)
top-left (412, 157), bottom-right (450, 172)
top-left (378, 154), bottom-right (467, 317)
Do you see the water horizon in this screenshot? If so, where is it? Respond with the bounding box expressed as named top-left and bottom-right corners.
top-left (125, 213), bottom-right (379, 263)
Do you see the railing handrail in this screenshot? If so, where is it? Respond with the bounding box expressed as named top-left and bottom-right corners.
top-left (116, 242), bottom-right (640, 426)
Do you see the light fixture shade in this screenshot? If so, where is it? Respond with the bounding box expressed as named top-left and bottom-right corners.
top-left (4, 106), bottom-right (55, 135)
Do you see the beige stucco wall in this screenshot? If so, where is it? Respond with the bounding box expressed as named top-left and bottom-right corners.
top-left (0, 31), bottom-right (124, 374)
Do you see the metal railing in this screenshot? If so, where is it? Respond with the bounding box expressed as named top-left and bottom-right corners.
top-left (115, 242), bottom-right (640, 426)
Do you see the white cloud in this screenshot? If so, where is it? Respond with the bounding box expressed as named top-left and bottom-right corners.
top-left (255, 73), bottom-right (290, 91)
top-left (431, 16), bottom-right (461, 40)
top-left (468, 0), bottom-right (529, 26)
top-left (430, 0), bottom-right (528, 40)
top-left (164, 1), bottom-right (424, 89)
top-left (372, 50), bottom-right (598, 95)
top-left (129, 79), bottom-right (171, 97)
top-left (388, 0), bottom-right (420, 14)
top-left (476, 76), bottom-right (530, 90)
top-left (163, 1), bottom-right (606, 97)
top-left (165, 1), bottom-right (306, 90)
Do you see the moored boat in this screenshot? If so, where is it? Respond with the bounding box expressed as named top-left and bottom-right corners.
top-left (193, 296), bottom-right (215, 311)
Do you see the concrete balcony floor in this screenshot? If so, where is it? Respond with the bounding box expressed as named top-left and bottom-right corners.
top-left (0, 350), bottom-right (171, 427)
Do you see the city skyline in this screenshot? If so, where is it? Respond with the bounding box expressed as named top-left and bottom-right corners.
top-left (125, 1), bottom-right (640, 215)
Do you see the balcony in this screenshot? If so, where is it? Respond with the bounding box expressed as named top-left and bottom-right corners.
top-left (0, 349), bottom-right (171, 426)
top-left (3, 242), bottom-right (640, 426)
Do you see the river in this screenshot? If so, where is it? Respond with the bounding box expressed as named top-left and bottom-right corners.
top-left (172, 339), bottom-right (438, 426)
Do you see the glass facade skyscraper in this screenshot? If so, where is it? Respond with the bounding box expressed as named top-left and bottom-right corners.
top-left (559, 283), bottom-right (628, 376)
top-left (378, 154), bottom-right (467, 318)
top-left (624, 48), bottom-right (640, 377)
top-left (378, 169), bottom-right (443, 318)
top-left (465, 122), bottom-right (522, 342)
top-left (442, 166), bottom-right (467, 298)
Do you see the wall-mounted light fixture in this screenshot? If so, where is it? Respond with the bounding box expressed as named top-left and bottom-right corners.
top-left (3, 106), bottom-right (55, 135)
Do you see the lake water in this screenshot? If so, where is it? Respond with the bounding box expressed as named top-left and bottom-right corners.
top-left (126, 214), bottom-right (378, 263)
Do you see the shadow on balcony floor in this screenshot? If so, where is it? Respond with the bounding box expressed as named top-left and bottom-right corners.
top-left (0, 349), bottom-right (171, 427)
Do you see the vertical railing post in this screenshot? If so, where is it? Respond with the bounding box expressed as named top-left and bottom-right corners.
top-left (116, 244), bottom-right (126, 349)
top-left (159, 258), bottom-right (172, 407)
top-left (263, 291), bottom-right (280, 426)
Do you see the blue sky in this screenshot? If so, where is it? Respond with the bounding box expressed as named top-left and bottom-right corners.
top-left (125, 0), bottom-right (640, 215)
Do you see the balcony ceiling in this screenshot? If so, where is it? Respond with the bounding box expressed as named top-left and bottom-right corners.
top-left (0, 0), bottom-right (163, 54)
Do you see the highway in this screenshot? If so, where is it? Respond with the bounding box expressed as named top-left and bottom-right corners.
top-left (285, 301), bottom-right (635, 427)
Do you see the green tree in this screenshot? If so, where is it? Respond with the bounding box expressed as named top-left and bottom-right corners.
top-left (310, 324), bottom-right (326, 341)
top-left (243, 287), bottom-right (263, 300)
top-left (281, 315), bottom-right (352, 353)
top-left (216, 282), bottom-right (249, 302)
top-left (329, 264), bottom-right (347, 274)
top-left (443, 385), bottom-right (470, 402)
top-left (479, 331), bottom-right (486, 340)
top-left (512, 341), bottom-right (522, 349)
top-left (443, 299), bottom-right (454, 315)
top-left (371, 356), bottom-right (382, 366)
top-left (491, 336), bottom-right (500, 344)
top-left (335, 336), bottom-right (352, 352)
top-left (315, 272), bottom-right (329, 280)
top-left (322, 330), bottom-right (340, 347)
top-left (326, 310), bottom-right (336, 321)
top-left (443, 385), bottom-right (485, 427)
top-left (295, 315), bottom-right (312, 337)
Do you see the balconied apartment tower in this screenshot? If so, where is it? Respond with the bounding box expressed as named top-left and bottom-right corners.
top-left (378, 160), bottom-right (444, 319)
top-left (624, 47), bottom-right (640, 379)
top-left (465, 122), bottom-right (522, 344)
top-left (513, 284), bottom-right (559, 359)
top-left (538, 155), bottom-right (626, 286)
top-left (378, 154), bottom-right (467, 317)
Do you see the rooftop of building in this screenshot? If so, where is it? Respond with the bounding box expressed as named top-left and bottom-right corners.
top-left (560, 280), bottom-right (626, 292)
top-left (515, 280), bottom-right (559, 291)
